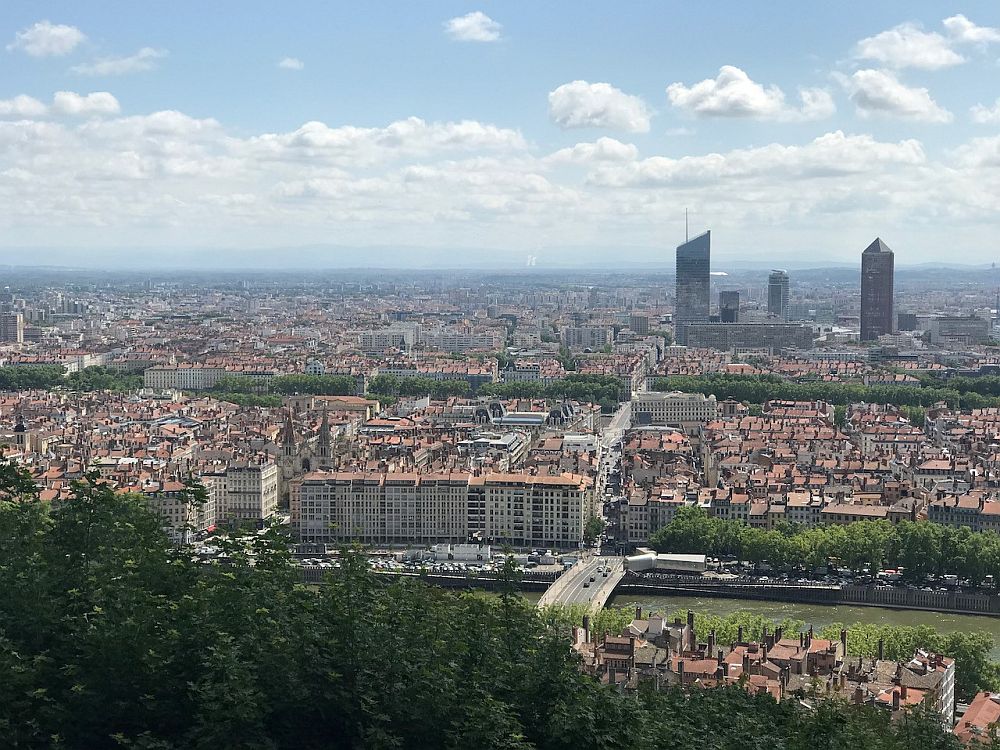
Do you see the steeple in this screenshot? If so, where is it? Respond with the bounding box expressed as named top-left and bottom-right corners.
top-left (280, 409), bottom-right (296, 457)
top-left (318, 404), bottom-right (331, 460)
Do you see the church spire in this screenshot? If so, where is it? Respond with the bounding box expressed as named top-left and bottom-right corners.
top-left (318, 404), bottom-right (331, 460)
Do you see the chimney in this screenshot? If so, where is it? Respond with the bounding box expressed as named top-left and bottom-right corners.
top-left (708, 629), bottom-right (716, 655)
top-left (840, 629), bottom-right (847, 654)
top-left (635, 606), bottom-right (642, 621)
top-left (840, 673), bottom-right (846, 690)
top-left (892, 689), bottom-right (900, 711)
top-left (677, 659), bottom-right (685, 683)
top-left (687, 610), bottom-right (695, 630)
top-left (775, 626), bottom-right (783, 641)
top-left (877, 638), bottom-right (884, 661)
top-left (737, 625), bottom-right (744, 643)
top-left (900, 684), bottom-right (907, 700)
top-left (742, 653), bottom-right (750, 674)
top-left (717, 649), bottom-right (724, 666)
top-left (583, 614), bottom-right (591, 642)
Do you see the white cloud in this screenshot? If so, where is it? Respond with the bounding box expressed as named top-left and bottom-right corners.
top-left (548, 81), bottom-right (651, 133)
top-left (952, 135), bottom-right (1000, 168)
top-left (3, 102), bottom-right (1000, 263)
top-left (855, 22), bottom-right (964, 69)
top-left (444, 11), bottom-right (502, 42)
top-left (7, 20), bottom-right (86, 57)
top-left (665, 66), bottom-right (834, 121)
top-left (71, 47), bottom-right (167, 76)
top-left (589, 130), bottom-right (925, 187)
top-left (836, 69), bottom-right (952, 123)
top-left (943, 14), bottom-right (1000, 44)
top-left (51, 91), bottom-right (121, 117)
top-left (278, 57), bottom-right (304, 70)
top-left (0, 95), bottom-right (48, 118)
top-left (545, 137), bottom-right (639, 165)
top-left (971, 99), bottom-right (1000, 124)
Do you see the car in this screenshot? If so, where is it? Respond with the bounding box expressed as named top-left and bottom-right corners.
top-left (583, 581), bottom-right (590, 588)
top-left (589, 576), bottom-right (596, 582)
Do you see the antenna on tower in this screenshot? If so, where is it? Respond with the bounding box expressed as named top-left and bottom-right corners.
top-left (685, 208), bottom-right (689, 242)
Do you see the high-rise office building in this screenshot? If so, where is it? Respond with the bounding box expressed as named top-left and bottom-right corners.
top-left (861, 238), bottom-right (894, 342)
top-left (767, 270), bottom-right (790, 321)
top-left (674, 231), bottom-right (710, 345)
top-left (719, 290), bottom-right (740, 323)
top-left (0, 312), bottom-right (24, 343)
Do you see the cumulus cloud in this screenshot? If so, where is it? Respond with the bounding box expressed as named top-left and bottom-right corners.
top-left (548, 81), bottom-right (651, 133)
top-left (943, 14), bottom-right (1000, 44)
top-left (666, 66), bottom-right (834, 121)
top-left (278, 57), bottom-right (304, 70)
top-left (7, 20), bottom-right (86, 57)
top-left (2, 101), bottom-right (999, 261)
top-left (855, 16), bottom-right (1000, 70)
top-left (51, 91), bottom-right (121, 117)
top-left (855, 22), bottom-right (964, 69)
top-left (836, 69), bottom-right (952, 123)
top-left (0, 95), bottom-right (48, 118)
top-left (971, 99), bottom-right (1000, 125)
top-left (545, 137), bottom-right (639, 165)
top-left (71, 47), bottom-right (167, 76)
top-left (444, 11), bottom-right (502, 42)
top-left (589, 130), bottom-right (925, 187)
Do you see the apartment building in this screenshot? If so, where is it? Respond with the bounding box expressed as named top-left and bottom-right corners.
top-left (560, 326), bottom-right (612, 351)
top-left (632, 391), bottom-right (718, 429)
top-left (292, 471), bottom-right (590, 547)
top-left (204, 460), bottom-right (280, 525)
top-left (141, 479), bottom-right (216, 544)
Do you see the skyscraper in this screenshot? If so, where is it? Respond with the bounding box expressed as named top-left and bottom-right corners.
top-left (767, 270), bottom-right (789, 321)
top-left (861, 237), bottom-right (894, 342)
top-left (719, 290), bottom-right (740, 323)
top-left (675, 230), bottom-right (710, 345)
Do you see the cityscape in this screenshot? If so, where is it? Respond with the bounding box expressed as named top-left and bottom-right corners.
top-left (4, 3), bottom-right (1000, 749)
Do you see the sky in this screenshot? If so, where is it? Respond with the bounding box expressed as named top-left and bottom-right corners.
top-left (2, 1), bottom-right (1000, 269)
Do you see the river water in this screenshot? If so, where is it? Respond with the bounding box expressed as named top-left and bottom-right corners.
top-left (608, 594), bottom-right (1000, 659)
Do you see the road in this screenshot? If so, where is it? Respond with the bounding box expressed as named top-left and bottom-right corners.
top-left (537, 555), bottom-right (624, 611)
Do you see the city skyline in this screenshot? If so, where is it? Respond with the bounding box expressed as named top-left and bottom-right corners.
top-left (2, 3), bottom-right (1000, 266)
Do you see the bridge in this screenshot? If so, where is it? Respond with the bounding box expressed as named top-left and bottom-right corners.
top-left (536, 555), bottom-right (624, 611)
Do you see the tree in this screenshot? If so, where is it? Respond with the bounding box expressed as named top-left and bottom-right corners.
top-left (583, 515), bottom-right (606, 545)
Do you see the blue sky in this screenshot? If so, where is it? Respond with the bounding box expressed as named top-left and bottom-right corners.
top-left (2, 2), bottom-right (1000, 267)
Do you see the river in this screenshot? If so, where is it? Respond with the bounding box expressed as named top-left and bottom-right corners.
top-left (608, 593), bottom-right (1000, 658)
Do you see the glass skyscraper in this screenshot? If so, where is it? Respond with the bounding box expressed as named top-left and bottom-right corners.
top-left (861, 237), bottom-right (894, 342)
top-left (675, 231), bottom-right (710, 345)
top-left (767, 269), bottom-right (789, 321)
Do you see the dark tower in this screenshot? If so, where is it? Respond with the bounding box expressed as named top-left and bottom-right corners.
top-left (861, 238), bottom-right (894, 342)
top-left (675, 230), bottom-right (710, 345)
top-left (767, 270), bottom-right (790, 321)
top-left (719, 290), bottom-right (740, 323)
top-left (280, 410), bottom-right (297, 458)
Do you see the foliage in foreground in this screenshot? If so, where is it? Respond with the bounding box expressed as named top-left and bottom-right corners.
top-left (0, 467), bottom-right (969, 749)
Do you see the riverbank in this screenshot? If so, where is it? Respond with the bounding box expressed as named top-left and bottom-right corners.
top-left (609, 593), bottom-right (1000, 659)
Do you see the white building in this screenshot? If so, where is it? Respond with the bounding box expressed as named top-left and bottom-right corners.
top-left (632, 391), bottom-right (718, 429)
top-left (293, 471), bottom-right (590, 548)
top-left (204, 460), bottom-right (279, 525)
top-left (142, 480), bottom-right (216, 544)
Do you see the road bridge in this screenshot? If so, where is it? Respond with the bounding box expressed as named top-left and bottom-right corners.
top-left (537, 556), bottom-right (624, 611)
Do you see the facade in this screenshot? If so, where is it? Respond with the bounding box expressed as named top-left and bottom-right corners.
top-left (719, 291), bottom-right (740, 323)
top-left (292, 471), bottom-right (591, 547)
top-left (560, 326), bottom-right (612, 350)
top-left (629, 314), bottom-right (650, 335)
top-left (0, 312), bottom-right (25, 343)
top-left (674, 231), bottom-right (711, 346)
top-left (205, 460), bottom-right (280, 525)
top-left (767, 270), bottom-right (790, 321)
top-left (632, 391), bottom-right (718, 428)
top-left (860, 238), bottom-right (894, 342)
top-left (926, 316), bottom-right (991, 346)
top-left (684, 322), bottom-right (815, 352)
top-left (142, 480), bottom-right (217, 544)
